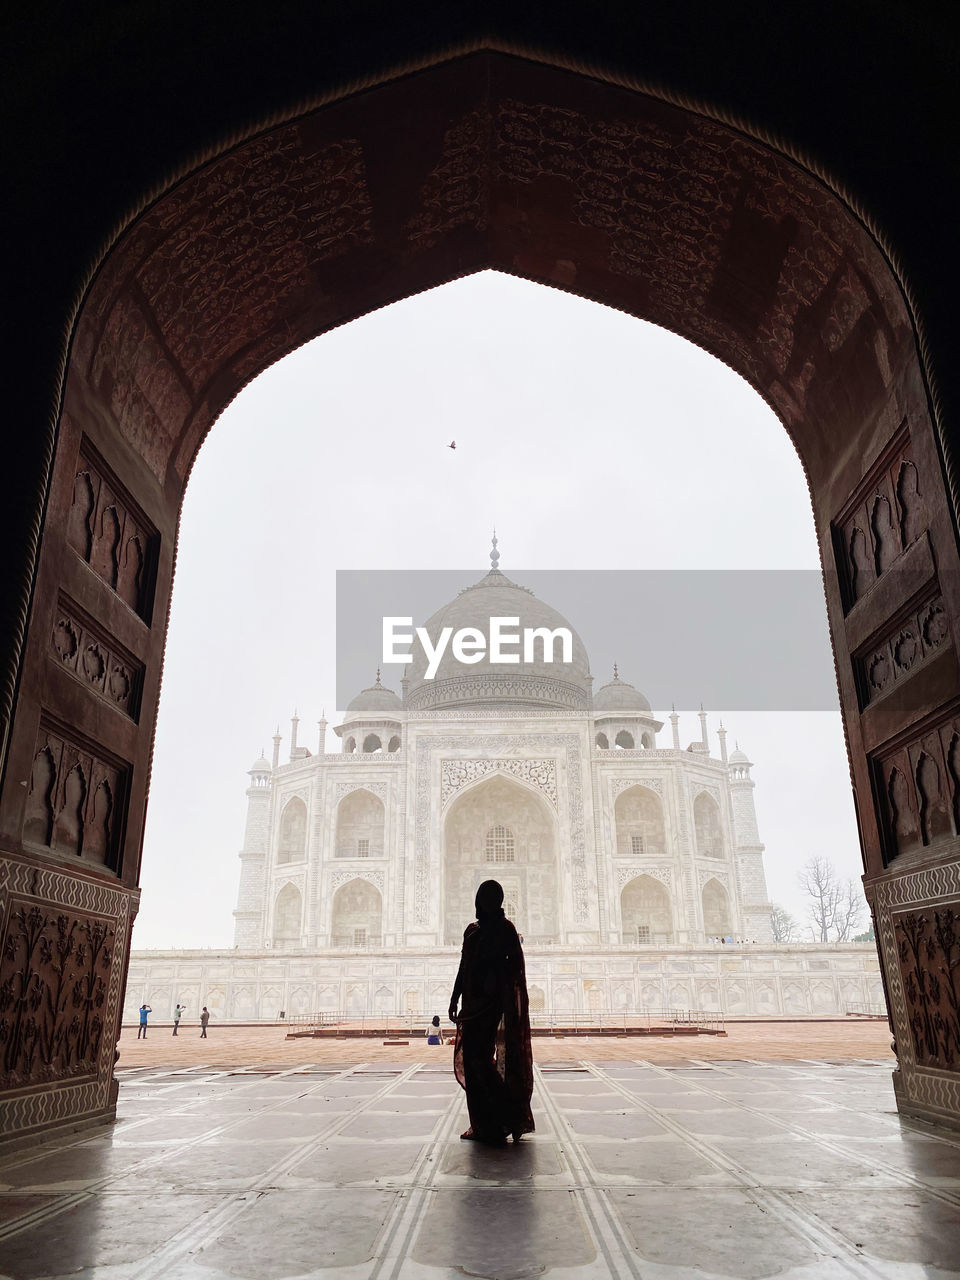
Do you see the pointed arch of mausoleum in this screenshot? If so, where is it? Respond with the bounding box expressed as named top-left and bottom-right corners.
top-left (620, 873), bottom-right (673, 944)
top-left (614, 784), bottom-right (666, 857)
top-left (2, 31), bottom-right (960, 1138)
top-left (335, 787), bottom-right (385, 859)
top-left (330, 877), bottom-right (383, 947)
top-left (442, 772), bottom-right (558, 946)
top-left (272, 881), bottom-right (303, 945)
top-left (693, 791), bottom-right (724, 859)
top-left (277, 796), bottom-right (307, 864)
top-left (701, 876), bottom-right (732, 940)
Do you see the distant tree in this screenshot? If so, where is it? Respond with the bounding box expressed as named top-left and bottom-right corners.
top-left (797, 856), bottom-right (866, 942)
top-left (770, 903), bottom-right (800, 942)
top-left (834, 878), bottom-right (866, 940)
top-left (853, 924), bottom-right (875, 943)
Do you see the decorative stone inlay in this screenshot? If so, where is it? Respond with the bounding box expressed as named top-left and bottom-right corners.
top-left (610, 777), bottom-right (664, 797)
top-left (0, 857), bottom-right (134, 1138)
top-left (698, 868), bottom-right (730, 888)
top-left (330, 869), bottom-right (384, 892)
top-left (616, 865), bottom-right (673, 888)
top-left (440, 758), bottom-right (558, 809)
top-left (333, 780), bottom-right (389, 802)
top-left (894, 908), bottom-right (960, 1070)
top-left (416, 735), bottom-right (586, 925)
top-left (693, 783), bottom-right (722, 806)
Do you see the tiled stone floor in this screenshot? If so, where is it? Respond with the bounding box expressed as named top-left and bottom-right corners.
top-left (1, 1057), bottom-right (959, 1279)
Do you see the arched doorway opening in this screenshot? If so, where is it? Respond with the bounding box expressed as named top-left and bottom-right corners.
top-left (330, 877), bottom-right (382, 948)
top-left (272, 882), bottom-right (303, 947)
top-left (620, 874), bottom-right (673, 945)
top-left (0, 48), bottom-right (957, 1139)
top-left (335, 789), bottom-right (385, 860)
top-left (702, 877), bottom-right (732, 941)
top-left (614, 785), bottom-right (666, 858)
top-left (443, 773), bottom-right (558, 945)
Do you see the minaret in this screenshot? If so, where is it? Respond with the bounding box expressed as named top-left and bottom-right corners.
top-left (670, 705), bottom-right (681, 750)
top-left (271, 727), bottom-right (281, 770)
top-left (317, 710), bottom-right (328, 755)
top-left (728, 744), bottom-right (773, 942)
top-left (698, 704), bottom-right (709, 752)
top-left (290, 710), bottom-right (299, 761)
top-left (717, 720), bottom-right (728, 764)
top-left (233, 751), bottom-right (272, 947)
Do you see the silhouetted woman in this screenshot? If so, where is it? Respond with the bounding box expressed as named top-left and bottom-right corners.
top-left (448, 879), bottom-right (535, 1144)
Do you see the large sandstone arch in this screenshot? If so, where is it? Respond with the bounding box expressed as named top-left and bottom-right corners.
top-left (443, 772), bottom-right (558, 945)
top-left (0, 37), bottom-right (958, 1140)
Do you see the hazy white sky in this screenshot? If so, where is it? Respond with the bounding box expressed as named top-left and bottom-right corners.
top-left (133, 271), bottom-right (863, 949)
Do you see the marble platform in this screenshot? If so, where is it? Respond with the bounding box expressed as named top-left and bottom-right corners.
top-left (0, 1057), bottom-right (958, 1279)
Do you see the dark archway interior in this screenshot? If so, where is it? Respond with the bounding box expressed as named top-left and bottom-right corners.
top-left (1, 10), bottom-right (959, 1142)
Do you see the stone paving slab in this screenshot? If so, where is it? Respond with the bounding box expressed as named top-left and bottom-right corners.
top-left (0, 1057), bottom-right (958, 1279)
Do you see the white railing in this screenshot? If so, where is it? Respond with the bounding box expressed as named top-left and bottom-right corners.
top-left (282, 1008), bottom-right (725, 1036)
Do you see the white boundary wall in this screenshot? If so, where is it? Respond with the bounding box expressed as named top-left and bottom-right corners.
top-left (124, 943), bottom-right (883, 1022)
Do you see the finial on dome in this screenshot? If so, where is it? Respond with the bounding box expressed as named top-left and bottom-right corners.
top-left (490, 529), bottom-right (500, 571)
top-left (375, 668), bottom-right (382, 687)
top-left (613, 662), bottom-right (619, 681)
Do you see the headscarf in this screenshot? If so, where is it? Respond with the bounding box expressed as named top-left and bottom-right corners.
top-left (475, 879), bottom-right (505, 924)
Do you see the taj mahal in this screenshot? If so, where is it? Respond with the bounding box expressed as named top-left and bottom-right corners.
top-left (125, 547), bottom-right (882, 1022)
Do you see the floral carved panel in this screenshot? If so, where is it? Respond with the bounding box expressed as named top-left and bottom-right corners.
top-left (831, 424), bottom-right (927, 612)
top-left (0, 898), bottom-right (116, 1091)
top-left (52, 597), bottom-right (143, 721)
top-left (23, 723), bottom-right (128, 872)
top-left (872, 708), bottom-right (960, 864)
top-left (894, 909), bottom-right (960, 1070)
top-left (66, 441), bottom-right (158, 621)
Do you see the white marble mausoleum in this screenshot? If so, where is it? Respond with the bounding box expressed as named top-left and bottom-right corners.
top-left (125, 549), bottom-right (882, 1021)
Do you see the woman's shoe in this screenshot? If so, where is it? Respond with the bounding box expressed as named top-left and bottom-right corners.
top-left (460, 1127), bottom-right (477, 1140)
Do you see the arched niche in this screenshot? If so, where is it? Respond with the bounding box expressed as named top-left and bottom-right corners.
top-left (614, 785), bottom-right (665, 857)
top-left (693, 792), bottom-right (723, 858)
top-left (387, 735), bottom-right (401, 753)
top-left (443, 773), bottom-right (557, 945)
top-left (336, 788), bottom-right (385, 858)
top-left (277, 796), bottom-right (307, 864)
top-left (614, 730), bottom-right (634, 749)
top-left (273, 882), bottom-right (302, 944)
top-left (620, 873), bottom-right (673, 944)
top-left (595, 732), bottom-right (609, 750)
top-left (702, 878), bottom-right (732, 939)
top-left (331, 877), bottom-right (382, 947)
top-left (362, 733), bottom-right (382, 754)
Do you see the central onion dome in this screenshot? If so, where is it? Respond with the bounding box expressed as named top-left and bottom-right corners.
top-left (404, 537), bottom-right (592, 713)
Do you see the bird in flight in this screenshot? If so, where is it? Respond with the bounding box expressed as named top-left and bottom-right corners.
top-left (447, 440), bottom-right (456, 450)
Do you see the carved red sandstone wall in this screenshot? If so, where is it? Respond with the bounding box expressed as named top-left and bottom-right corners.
top-left (895, 909), bottom-right (960, 1070)
top-left (0, 52), bottom-right (957, 1141)
top-left (0, 899), bottom-right (115, 1091)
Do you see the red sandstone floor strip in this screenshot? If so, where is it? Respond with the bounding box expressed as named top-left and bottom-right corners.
top-left (117, 1020), bottom-right (893, 1068)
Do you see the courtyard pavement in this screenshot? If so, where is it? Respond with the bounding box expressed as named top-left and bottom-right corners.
top-left (1, 1043), bottom-right (959, 1279)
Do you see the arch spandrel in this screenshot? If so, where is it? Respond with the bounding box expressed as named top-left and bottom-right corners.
top-left (69, 53), bottom-right (915, 502)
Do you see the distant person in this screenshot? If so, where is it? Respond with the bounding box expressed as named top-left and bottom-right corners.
top-left (427, 1015), bottom-right (444, 1046)
top-left (200, 1007), bottom-right (210, 1038)
top-left (137, 1004), bottom-right (152, 1039)
top-left (448, 879), bottom-right (534, 1145)
top-left (173, 1003), bottom-right (185, 1036)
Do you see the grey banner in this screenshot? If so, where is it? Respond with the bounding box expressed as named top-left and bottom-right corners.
top-left (336, 569), bottom-right (841, 711)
